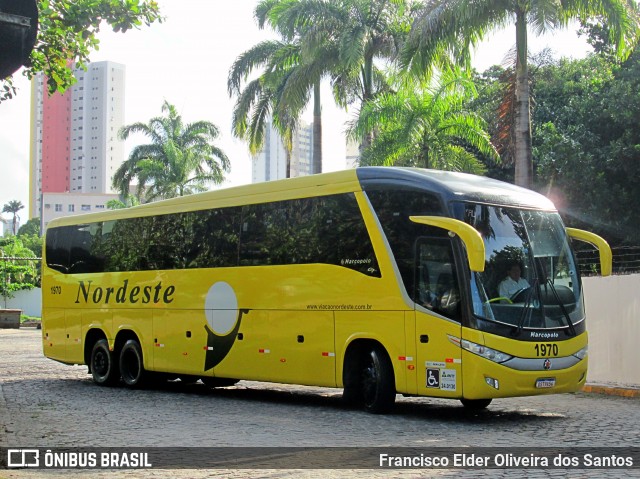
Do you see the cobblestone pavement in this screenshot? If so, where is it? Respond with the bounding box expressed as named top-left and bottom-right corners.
top-left (1, 328), bottom-right (639, 478)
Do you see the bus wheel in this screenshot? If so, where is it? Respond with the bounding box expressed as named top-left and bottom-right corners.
top-left (361, 346), bottom-right (396, 414)
top-left (119, 339), bottom-right (146, 388)
top-left (90, 339), bottom-right (119, 386)
top-left (460, 398), bottom-right (492, 411)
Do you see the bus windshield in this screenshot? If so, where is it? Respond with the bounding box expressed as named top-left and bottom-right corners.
top-left (463, 204), bottom-right (583, 331)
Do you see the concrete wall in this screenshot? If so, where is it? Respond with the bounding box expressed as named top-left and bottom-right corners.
top-left (583, 274), bottom-right (640, 386)
top-left (0, 309), bottom-right (21, 328)
top-left (3, 288), bottom-right (42, 318)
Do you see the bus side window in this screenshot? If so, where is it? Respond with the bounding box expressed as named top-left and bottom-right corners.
top-left (415, 238), bottom-right (461, 321)
top-left (68, 226), bottom-right (102, 274)
top-left (45, 227), bottom-right (71, 273)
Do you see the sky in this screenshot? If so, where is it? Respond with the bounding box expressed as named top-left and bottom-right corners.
top-left (0, 0), bottom-right (593, 223)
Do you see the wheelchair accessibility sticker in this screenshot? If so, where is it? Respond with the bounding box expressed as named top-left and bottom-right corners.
top-left (426, 368), bottom-right (440, 388)
top-left (426, 366), bottom-right (457, 390)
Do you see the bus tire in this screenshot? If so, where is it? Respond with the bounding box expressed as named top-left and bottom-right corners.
top-left (119, 339), bottom-right (146, 388)
top-left (90, 339), bottom-right (119, 386)
top-left (460, 398), bottom-right (492, 411)
top-left (361, 346), bottom-right (396, 414)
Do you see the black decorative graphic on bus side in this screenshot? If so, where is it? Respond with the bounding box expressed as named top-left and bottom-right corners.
top-left (203, 309), bottom-right (250, 371)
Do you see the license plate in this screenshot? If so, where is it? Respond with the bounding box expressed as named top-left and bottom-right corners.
top-left (536, 378), bottom-right (556, 388)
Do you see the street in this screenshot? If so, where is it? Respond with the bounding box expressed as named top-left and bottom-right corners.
top-left (1, 328), bottom-right (638, 478)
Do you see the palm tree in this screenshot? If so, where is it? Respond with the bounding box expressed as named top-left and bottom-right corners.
top-left (228, 39), bottom-right (307, 177)
top-left (402, 0), bottom-right (640, 188)
top-left (255, 0), bottom-right (419, 157)
top-left (230, 1), bottom-right (339, 176)
top-left (2, 200), bottom-right (24, 236)
top-left (112, 101), bottom-right (230, 201)
top-left (256, 1), bottom-right (326, 175)
top-left (350, 68), bottom-right (499, 172)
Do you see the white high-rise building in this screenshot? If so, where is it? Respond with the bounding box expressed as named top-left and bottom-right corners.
top-left (252, 120), bottom-right (313, 183)
top-left (346, 138), bottom-right (360, 169)
top-left (30, 61), bottom-right (125, 222)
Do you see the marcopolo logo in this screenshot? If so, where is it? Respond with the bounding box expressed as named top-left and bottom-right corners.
top-left (529, 331), bottom-right (560, 339)
top-left (74, 279), bottom-right (175, 305)
top-left (340, 258), bottom-right (372, 265)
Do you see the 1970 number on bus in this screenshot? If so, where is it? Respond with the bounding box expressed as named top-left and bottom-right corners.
top-left (534, 343), bottom-right (559, 357)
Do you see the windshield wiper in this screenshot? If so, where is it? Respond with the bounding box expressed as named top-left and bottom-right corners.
top-left (541, 279), bottom-right (576, 337)
top-left (516, 258), bottom-right (576, 337)
top-left (514, 278), bottom-right (537, 337)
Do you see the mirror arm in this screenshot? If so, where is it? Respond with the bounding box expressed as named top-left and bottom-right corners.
top-left (410, 216), bottom-right (485, 272)
top-left (566, 228), bottom-right (612, 276)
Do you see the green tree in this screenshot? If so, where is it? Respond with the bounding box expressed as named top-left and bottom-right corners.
top-left (1, 0), bottom-right (162, 102)
top-left (402, 0), bottom-right (640, 188)
top-left (254, 1), bottom-right (329, 174)
top-left (106, 195), bottom-right (140, 210)
top-left (532, 48), bottom-right (640, 244)
top-left (17, 217), bottom-right (40, 237)
top-left (17, 234), bottom-right (43, 260)
top-left (112, 101), bottom-right (230, 202)
top-left (470, 50), bottom-right (555, 183)
top-left (256, 0), bottom-right (419, 156)
top-left (228, 39), bottom-right (306, 177)
top-left (470, 65), bottom-right (514, 182)
top-left (351, 68), bottom-right (498, 172)
top-left (0, 237), bottom-right (38, 304)
top-left (16, 217), bottom-right (43, 259)
top-left (2, 200), bottom-right (24, 236)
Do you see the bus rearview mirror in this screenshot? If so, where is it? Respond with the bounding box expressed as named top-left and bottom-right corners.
top-left (566, 228), bottom-right (612, 276)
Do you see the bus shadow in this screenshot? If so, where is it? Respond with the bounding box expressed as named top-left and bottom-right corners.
top-left (143, 379), bottom-right (568, 425)
top-left (392, 399), bottom-right (566, 424)
top-left (30, 376), bottom-right (569, 425)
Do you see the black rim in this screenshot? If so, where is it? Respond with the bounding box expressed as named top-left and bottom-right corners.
top-left (92, 348), bottom-right (109, 379)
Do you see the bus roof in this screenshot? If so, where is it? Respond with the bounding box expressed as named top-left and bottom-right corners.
top-left (357, 167), bottom-right (556, 211)
top-left (46, 167), bottom-right (555, 229)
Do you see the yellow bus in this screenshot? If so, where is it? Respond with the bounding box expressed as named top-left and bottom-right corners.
top-left (42, 167), bottom-right (612, 413)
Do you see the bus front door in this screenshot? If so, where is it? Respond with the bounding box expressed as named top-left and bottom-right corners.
top-left (414, 237), bottom-right (463, 398)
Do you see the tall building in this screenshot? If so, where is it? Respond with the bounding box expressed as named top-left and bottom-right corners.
top-left (29, 61), bottom-right (125, 222)
top-left (0, 217), bottom-right (10, 236)
top-left (346, 138), bottom-right (360, 169)
top-left (40, 192), bottom-right (120, 226)
top-left (252, 120), bottom-right (313, 183)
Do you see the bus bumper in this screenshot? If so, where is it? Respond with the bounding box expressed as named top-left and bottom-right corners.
top-left (462, 353), bottom-right (588, 399)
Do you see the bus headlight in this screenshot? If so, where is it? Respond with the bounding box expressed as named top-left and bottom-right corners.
top-left (461, 339), bottom-right (513, 364)
top-left (572, 346), bottom-right (588, 360)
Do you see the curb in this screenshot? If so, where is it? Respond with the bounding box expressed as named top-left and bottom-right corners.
top-left (582, 384), bottom-right (640, 398)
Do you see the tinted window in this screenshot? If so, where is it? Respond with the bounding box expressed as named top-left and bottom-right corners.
top-left (44, 228), bottom-right (70, 273)
top-left (45, 193), bottom-right (379, 277)
top-left (416, 237), bottom-right (461, 321)
top-left (366, 189), bottom-right (444, 294)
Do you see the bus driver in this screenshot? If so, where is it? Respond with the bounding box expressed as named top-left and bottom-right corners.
top-left (499, 262), bottom-right (530, 299)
